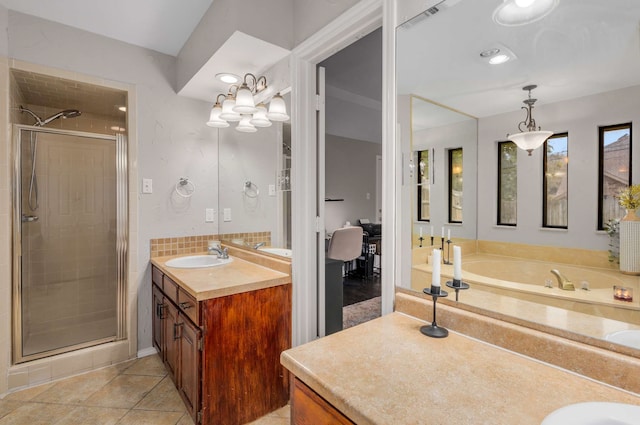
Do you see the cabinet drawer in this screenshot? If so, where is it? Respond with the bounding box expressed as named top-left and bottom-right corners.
top-left (178, 288), bottom-right (199, 326)
top-left (152, 266), bottom-right (163, 289)
top-left (163, 275), bottom-right (179, 304)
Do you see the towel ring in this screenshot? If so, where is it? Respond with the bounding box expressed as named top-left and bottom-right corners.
top-left (175, 177), bottom-right (195, 198)
top-left (243, 181), bottom-right (259, 198)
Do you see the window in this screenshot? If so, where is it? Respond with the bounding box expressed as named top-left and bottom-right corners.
top-left (417, 150), bottom-right (430, 221)
top-left (497, 141), bottom-right (517, 226)
top-left (543, 133), bottom-right (568, 228)
top-left (448, 148), bottom-right (463, 223)
top-left (598, 123), bottom-right (632, 230)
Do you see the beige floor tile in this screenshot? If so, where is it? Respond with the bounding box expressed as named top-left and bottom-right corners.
top-left (177, 413), bottom-right (195, 425)
top-left (247, 416), bottom-right (290, 425)
top-left (122, 355), bottom-right (166, 377)
top-left (54, 406), bottom-right (128, 425)
top-left (33, 368), bottom-right (120, 404)
top-left (0, 402), bottom-right (75, 425)
top-left (267, 406), bottom-right (290, 418)
top-left (3, 383), bottom-right (56, 402)
top-left (0, 400), bottom-right (23, 420)
top-left (134, 376), bottom-right (185, 412)
top-left (116, 409), bottom-right (184, 425)
top-left (83, 375), bottom-right (163, 409)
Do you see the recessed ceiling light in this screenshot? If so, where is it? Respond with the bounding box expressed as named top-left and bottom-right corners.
top-left (480, 48), bottom-right (501, 58)
top-left (489, 54), bottom-right (511, 65)
top-left (479, 45), bottom-right (517, 65)
top-left (118, 106), bottom-right (126, 112)
top-left (493, 0), bottom-right (558, 26)
top-left (216, 73), bottom-right (240, 84)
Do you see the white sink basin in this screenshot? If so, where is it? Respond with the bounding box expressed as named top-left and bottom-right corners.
top-left (258, 247), bottom-right (292, 258)
top-left (165, 255), bottom-right (232, 269)
top-left (541, 402), bottom-right (640, 425)
top-left (605, 330), bottom-right (640, 350)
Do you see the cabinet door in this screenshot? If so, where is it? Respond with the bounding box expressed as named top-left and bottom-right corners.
top-left (179, 316), bottom-right (201, 421)
top-left (163, 300), bottom-right (180, 381)
top-left (152, 284), bottom-right (165, 354)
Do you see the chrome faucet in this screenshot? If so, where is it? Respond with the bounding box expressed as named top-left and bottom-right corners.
top-left (550, 269), bottom-right (575, 291)
top-left (253, 242), bottom-right (266, 249)
top-left (208, 246), bottom-right (229, 259)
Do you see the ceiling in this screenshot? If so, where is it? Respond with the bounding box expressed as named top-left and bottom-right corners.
top-left (397, 0), bottom-right (640, 120)
top-left (0, 0), bottom-right (213, 56)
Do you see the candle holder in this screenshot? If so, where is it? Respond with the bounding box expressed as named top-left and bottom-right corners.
top-left (443, 239), bottom-right (452, 264)
top-left (418, 236), bottom-right (424, 248)
top-left (430, 236), bottom-right (434, 246)
top-left (613, 285), bottom-right (633, 302)
top-left (446, 279), bottom-right (470, 302)
top-left (440, 237), bottom-right (445, 251)
top-left (420, 286), bottom-right (449, 338)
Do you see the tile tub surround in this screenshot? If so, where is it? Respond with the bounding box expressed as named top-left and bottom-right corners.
top-left (281, 312), bottom-right (640, 425)
top-left (395, 290), bottom-right (640, 394)
top-left (0, 354), bottom-right (291, 425)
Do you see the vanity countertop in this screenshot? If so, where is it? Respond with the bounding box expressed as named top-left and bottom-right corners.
top-left (281, 312), bottom-right (640, 425)
top-left (151, 253), bottom-right (290, 301)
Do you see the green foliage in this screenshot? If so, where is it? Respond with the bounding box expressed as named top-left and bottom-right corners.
top-left (604, 218), bottom-right (620, 264)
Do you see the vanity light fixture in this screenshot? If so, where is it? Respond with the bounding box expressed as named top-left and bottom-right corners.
top-left (493, 0), bottom-right (558, 26)
top-left (507, 85), bottom-right (553, 156)
top-left (206, 72), bottom-right (289, 132)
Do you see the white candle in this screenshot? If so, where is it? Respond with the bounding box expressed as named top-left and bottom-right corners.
top-left (453, 245), bottom-right (462, 280)
top-left (441, 227), bottom-right (444, 238)
top-left (430, 226), bottom-right (434, 237)
top-left (419, 227), bottom-right (423, 237)
top-left (431, 249), bottom-right (441, 287)
top-left (447, 229), bottom-right (451, 240)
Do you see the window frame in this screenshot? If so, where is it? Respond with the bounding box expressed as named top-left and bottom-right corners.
top-left (448, 147), bottom-right (463, 224)
top-left (497, 141), bottom-right (517, 226)
top-left (598, 123), bottom-right (632, 230)
top-left (542, 133), bottom-right (569, 229)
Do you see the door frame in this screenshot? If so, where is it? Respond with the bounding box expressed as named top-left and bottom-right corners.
top-left (290, 0), bottom-right (397, 346)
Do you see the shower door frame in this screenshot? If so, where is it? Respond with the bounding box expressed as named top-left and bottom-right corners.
top-left (11, 125), bottom-right (129, 364)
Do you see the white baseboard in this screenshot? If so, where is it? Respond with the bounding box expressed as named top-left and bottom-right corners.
top-left (137, 346), bottom-right (158, 358)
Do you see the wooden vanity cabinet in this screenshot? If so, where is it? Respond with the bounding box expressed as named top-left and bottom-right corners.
top-left (151, 265), bottom-right (291, 425)
top-left (292, 378), bottom-right (355, 425)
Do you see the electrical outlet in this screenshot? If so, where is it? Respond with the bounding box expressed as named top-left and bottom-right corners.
top-left (269, 184), bottom-right (276, 196)
top-left (142, 178), bottom-right (153, 194)
top-left (205, 208), bottom-right (215, 223)
top-left (223, 208), bottom-right (232, 222)
top-left (366, 192), bottom-right (371, 200)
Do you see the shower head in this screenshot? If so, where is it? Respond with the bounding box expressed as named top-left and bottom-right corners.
top-left (19, 106), bottom-right (81, 127)
top-left (41, 109), bottom-right (82, 126)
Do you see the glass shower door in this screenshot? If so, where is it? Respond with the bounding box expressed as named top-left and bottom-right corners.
top-left (14, 126), bottom-right (126, 362)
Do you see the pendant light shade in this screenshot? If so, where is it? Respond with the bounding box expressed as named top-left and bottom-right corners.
top-left (266, 93), bottom-right (290, 122)
top-left (507, 84), bottom-right (553, 156)
top-left (250, 103), bottom-right (272, 127)
top-left (236, 115), bottom-right (257, 133)
top-left (220, 96), bottom-right (241, 121)
top-left (206, 102), bottom-right (229, 128)
top-left (233, 83), bottom-right (258, 114)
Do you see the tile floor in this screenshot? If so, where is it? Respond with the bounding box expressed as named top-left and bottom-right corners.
top-left (0, 354), bottom-right (290, 425)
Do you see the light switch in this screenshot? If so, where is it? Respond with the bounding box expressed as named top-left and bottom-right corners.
top-left (223, 208), bottom-right (232, 222)
top-left (142, 178), bottom-right (153, 194)
top-left (205, 208), bottom-right (215, 223)
top-left (269, 184), bottom-right (276, 196)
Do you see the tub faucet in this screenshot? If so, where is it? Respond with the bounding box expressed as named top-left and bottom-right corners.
top-left (208, 246), bottom-right (229, 259)
top-left (253, 242), bottom-right (266, 249)
top-left (550, 269), bottom-right (575, 291)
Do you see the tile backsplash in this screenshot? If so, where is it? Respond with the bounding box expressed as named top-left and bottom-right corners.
top-left (150, 232), bottom-right (271, 257)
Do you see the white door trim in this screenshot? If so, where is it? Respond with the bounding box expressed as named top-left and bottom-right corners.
top-left (290, 0), bottom-right (389, 347)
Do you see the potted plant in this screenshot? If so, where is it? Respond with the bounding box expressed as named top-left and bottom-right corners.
top-left (617, 184), bottom-right (640, 221)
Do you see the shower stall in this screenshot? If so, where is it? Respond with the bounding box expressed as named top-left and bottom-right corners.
top-left (12, 124), bottom-right (128, 363)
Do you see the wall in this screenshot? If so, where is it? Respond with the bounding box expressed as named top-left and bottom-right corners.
top-left (293, 0), bottom-right (362, 46)
top-left (477, 85), bottom-right (640, 251)
top-left (412, 118), bottom-right (478, 240)
top-left (325, 134), bottom-right (380, 233)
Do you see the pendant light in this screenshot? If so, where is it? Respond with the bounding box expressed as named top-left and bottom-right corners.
top-left (219, 93), bottom-right (241, 122)
top-left (507, 85), bottom-right (553, 156)
top-left (266, 93), bottom-right (290, 122)
top-left (236, 114), bottom-right (257, 133)
top-left (206, 94), bottom-right (229, 128)
top-left (250, 103), bottom-right (272, 127)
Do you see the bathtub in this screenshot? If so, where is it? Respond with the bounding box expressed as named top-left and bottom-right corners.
top-left (412, 254), bottom-right (640, 326)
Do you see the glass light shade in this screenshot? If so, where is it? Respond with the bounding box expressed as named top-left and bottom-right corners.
top-left (250, 104), bottom-right (272, 127)
top-left (206, 103), bottom-right (229, 128)
top-left (493, 0), bottom-right (558, 26)
top-left (266, 94), bottom-right (290, 122)
top-left (220, 97), bottom-right (241, 121)
top-left (233, 84), bottom-right (258, 114)
top-left (236, 115), bottom-right (257, 133)
top-left (508, 130), bottom-right (553, 155)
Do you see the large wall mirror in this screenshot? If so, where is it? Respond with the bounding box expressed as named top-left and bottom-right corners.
top-left (397, 0), bottom-right (640, 357)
